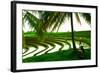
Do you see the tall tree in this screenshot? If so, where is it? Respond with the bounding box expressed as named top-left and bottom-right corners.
top-left (23, 10), bottom-right (91, 51)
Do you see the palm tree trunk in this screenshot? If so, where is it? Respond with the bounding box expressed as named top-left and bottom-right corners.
top-left (70, 13), bottom-right (77, 50)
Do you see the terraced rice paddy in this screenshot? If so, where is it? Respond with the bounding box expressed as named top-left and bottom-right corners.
top-left (22, 31), bottom-right (91, 62)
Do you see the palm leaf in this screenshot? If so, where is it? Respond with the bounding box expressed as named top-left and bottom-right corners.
top-left (74, 13), bottom-right (81, 25)
top-left (23, 11), bottom-right (44, 35)
top-left (79, 13), bottom-right (91, 24)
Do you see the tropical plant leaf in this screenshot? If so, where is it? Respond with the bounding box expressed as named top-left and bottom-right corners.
top-left (79, 13), bottom-right (91, 24)
top-left (75, 13), bottom-right (81, 25)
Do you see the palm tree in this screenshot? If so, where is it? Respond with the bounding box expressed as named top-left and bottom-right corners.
top-left (70, 12), bottom-right (91, 52)
top-left (70, 13), bottom-right (76, 51)
top-left (23, 10), bottom-right (44, 36)
top-left (22, 10), bottom-right (91, 53)
top-left (37, 11), bottom-right (91, 51)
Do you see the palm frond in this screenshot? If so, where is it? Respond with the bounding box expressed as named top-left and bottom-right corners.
top-left (79, 13), bottom-right (91, 24)
top-left (74, 13), bottom-right (81, 25)
top-left (23, 11), bottom-right (44, 35)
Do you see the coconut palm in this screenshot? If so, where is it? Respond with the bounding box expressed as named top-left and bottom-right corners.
top-left (22, 10), bottom-right (91, 54)
top-left (36, 11), bottom-right (91, 51)
top-left (70, 12), bottom-right (91, 52)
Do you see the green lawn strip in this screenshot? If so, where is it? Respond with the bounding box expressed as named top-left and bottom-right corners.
top-left (24, 32), bottom-right (37, 37)
top-left (24, 31), bottom-right (91, 38)
top-left (23, 49), bottom-right (91, 63)
top-left (24, 31), bottom-right (91, 45)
